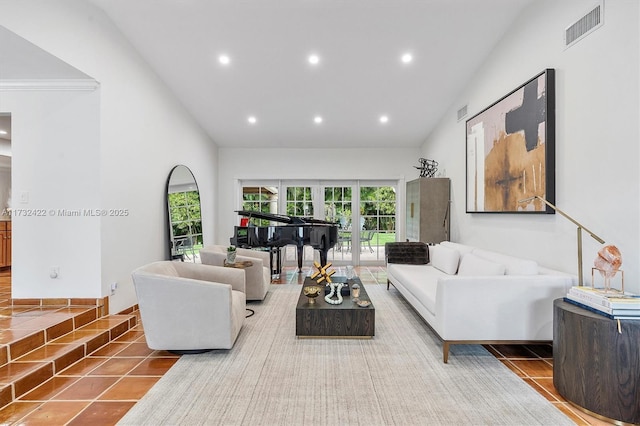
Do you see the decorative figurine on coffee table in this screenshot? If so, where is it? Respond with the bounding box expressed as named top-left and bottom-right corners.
top-left (324, 281), bottom-right (345, 305)
top-left (351, 282), bottom-right (361, 303)
top-left (303, 285), bottom-right (322, 305)
top-left (310, 261), bottom-right (335, 284)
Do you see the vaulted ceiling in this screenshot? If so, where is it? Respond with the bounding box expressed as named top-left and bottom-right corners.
top-left (19, 0), bottom-right (537, 149)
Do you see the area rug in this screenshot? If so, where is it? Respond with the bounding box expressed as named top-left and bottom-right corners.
top-left (118, 284), bottom-right (572, 425)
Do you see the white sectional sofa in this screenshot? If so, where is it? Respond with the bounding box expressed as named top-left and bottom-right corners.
top-left (385, 241), bottom-right (576, 363)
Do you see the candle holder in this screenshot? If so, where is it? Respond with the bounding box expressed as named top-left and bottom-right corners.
top-left (351, 283), bottom-right (360, 299)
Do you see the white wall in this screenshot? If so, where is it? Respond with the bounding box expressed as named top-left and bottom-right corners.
top-left (217, 147), bottom-right (421, 246)
top-left (0, 0), bottom-right (218, 312)
top-left (0, 89), bottom-right (103, 299)
top-left (423, 0), bottom-right (640, 291)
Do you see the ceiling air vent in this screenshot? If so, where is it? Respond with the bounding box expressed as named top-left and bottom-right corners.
top-left (457, 105), bottom-right (468, 122)
top-left (565, 1), bottom-right (604, 49)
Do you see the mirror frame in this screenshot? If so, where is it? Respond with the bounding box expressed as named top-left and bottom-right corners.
top-left (165, 165), bottom-right (202, 261)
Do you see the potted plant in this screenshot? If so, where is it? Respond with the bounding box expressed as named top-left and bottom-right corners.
top-left (226, 245), bottom-right (237, 264)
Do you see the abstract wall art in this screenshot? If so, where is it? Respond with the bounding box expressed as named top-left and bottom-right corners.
top-left (466, 69), bottom-right (555, 213)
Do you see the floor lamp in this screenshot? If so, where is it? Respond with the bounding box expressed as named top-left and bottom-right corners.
top-left (519, 195), bottom-right (605, 286)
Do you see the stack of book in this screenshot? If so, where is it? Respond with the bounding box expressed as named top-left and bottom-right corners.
top-left (564, 286), bottom-right (640, 319)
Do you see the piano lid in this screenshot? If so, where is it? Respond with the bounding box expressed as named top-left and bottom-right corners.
top-left (235, 210), bottom-right (337, 225)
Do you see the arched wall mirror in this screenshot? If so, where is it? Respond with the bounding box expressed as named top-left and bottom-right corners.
top-left (166, 165), bottom-right (202, 262)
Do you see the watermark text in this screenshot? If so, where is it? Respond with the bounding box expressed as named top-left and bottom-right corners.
top-left (2, 208), bottom-right (130, 217)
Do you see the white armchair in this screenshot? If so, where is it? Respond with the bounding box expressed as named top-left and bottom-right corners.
top-left (200, 245), bottom-right (270, 301)
top-left (131, 261), bottom-right (246, 352)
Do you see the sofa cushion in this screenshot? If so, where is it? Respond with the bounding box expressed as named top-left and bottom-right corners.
top-left (387, 263), bottom-right (444, 315)
top-left (431, 244), bottom-right (460, 275)
top-left (472, 249), bottom-right (539, 275)
top-left (440, 241), bottom-right (475, 257)
top-left (458, 253), bottom-right (506, 276)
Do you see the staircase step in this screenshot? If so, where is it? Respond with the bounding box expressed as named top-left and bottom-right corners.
top-left (0, 306), bottom-right (101, 366)
top-left (0, 307), bottom-right (136, 409)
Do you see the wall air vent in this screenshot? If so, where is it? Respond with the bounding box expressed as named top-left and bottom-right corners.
top-left (565, 1), bottom-right (604, 49)
top-left (457, 105), bottom-right (468, 122)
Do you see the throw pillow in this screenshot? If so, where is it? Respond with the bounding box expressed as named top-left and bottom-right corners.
top-left (458, 253), bottom-right (506, 276)
top-left (431, 244), bottom-right (460, 275)
top-left (385, 242), bottom-right (429, 264)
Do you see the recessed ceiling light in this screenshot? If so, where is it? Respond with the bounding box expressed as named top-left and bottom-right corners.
top-left (308, 54), bottom-right (320, 65)
top-left (401, 53), bottom-right (413, 64)
top-left (218, 54), bottom-right (231, 65)
top-left (313, 116), bottom-right (323, 124)
top-left (0, 130), bottom-right (6, 135)
top-left (247, 116), bottom-right (257, 125)
top-left (379, 115), bottom-right (389, 124)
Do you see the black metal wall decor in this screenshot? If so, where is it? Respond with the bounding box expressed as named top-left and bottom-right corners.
top-left (415, 158), bottom-right (438, 178)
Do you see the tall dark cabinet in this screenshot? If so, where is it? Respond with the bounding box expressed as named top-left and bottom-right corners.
top-left (405, 178), bottom-right (450, 243)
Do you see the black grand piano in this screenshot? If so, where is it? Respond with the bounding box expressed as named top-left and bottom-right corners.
top-left (230, 210), bottom-right (338, 273)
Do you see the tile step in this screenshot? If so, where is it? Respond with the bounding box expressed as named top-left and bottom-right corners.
top-left (0, 310), bottom-right (136, 409)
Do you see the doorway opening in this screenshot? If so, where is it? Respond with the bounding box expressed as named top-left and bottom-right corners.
top-left (0, 113), bottom-right (11, 269)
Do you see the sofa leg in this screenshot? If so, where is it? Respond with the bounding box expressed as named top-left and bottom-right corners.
top-left (443, 342), bottom-right (450, 363)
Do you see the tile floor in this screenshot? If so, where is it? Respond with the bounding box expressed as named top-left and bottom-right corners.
top-left (0, 266), bottom-right (608, 425)
top-left (0, 269), bottom-right (180, 425)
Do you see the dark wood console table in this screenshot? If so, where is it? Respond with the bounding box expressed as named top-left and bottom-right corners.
top-left (553, 299), bottom-right (640, 424)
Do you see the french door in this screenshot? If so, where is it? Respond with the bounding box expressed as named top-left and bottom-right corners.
top-left (240, 180), bottom-right (397, 267)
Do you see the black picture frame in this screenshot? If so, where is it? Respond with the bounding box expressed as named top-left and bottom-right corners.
top-left (465, 69), bottom-right (555, 213)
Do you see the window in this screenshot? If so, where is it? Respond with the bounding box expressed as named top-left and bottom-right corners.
top-left (286, 186), bottom-right (313, 217)
top-left (242, 186), bottom-right (278, 226)
top-left (324, 186), bottom-right (352, 226)
top-left (238, 180), bottom-right (398, 266)
top-left (360, 186), bottom-right (397, 261)
top-left (325, 186), bottom-right (354, 262)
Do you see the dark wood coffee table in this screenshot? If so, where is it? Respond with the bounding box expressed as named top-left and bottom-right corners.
top-left (296, 277), bottom-right (375, 338)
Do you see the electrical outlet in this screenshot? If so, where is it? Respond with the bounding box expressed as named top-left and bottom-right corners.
top-left (111, 282), bottom-right (118, 295)
top-left (49, 267), bottom-right (59, 279)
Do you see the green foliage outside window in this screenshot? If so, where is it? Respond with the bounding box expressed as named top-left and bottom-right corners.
top-left (242, 190), bottom-right (274, 226)
top-left (360, 186), bottom-right (396, 231)
top-left (168, 190), bottom-right (202, 247)
top-left (324, 186), bottom-right (352, 225)
top-left (286, 186), bottom-right (313, 217)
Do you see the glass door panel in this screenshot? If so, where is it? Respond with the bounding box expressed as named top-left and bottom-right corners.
top-left (286, 186), bottom-right (313, 217)
top-left (283, 186), bottom-right (315, 266)
top-left (238, 180), bottom-right (398, 269)
top-left (324, 186), bottom-right (353, 263)
top-left (241, 186), bottom-right (278, 226)
top-left (359, 185), bottom-right (397, 262)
